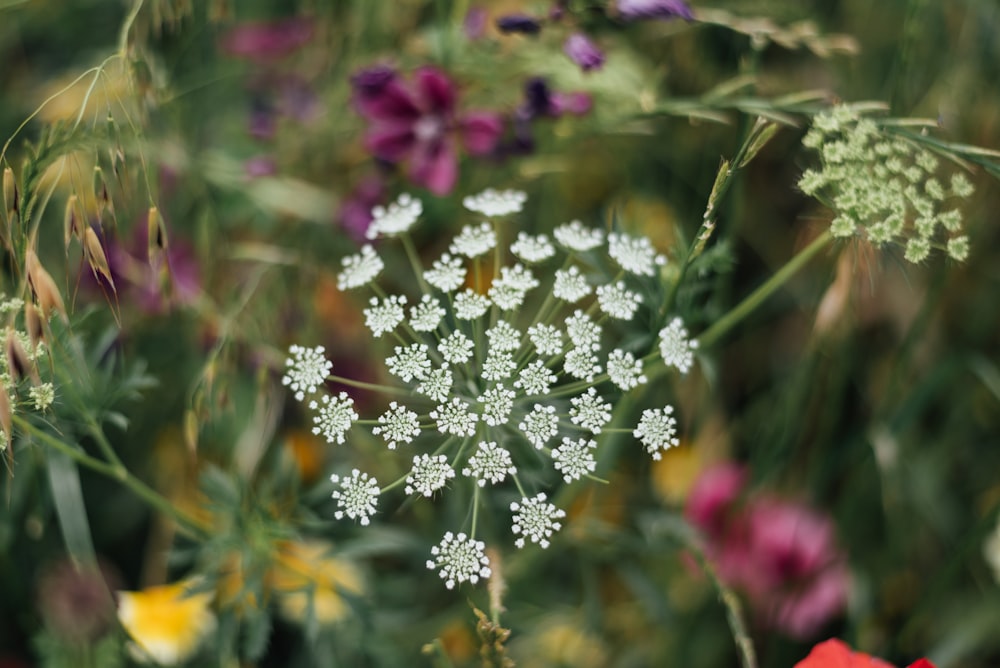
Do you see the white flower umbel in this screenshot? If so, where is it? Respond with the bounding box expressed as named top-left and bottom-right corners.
top-left (386, 343), bottom-right (432, 382)
top-left (596, 282), bottom-right (642, 321)
top-left (478, 385), bottom-right (515, 427)
top-left (406, 454), bottom-right (456, 497)
top-left (463, 188), bottom-right (527, 217)
top-left (337, 245), bottom-right (384, 290)
top-left (282, 345), bottom-right (332, 401)
top-left (364, 295), bottom-right (407, 338)
top-left (424, 253), bottom-right (467, 292)
top-left (510, 232), bottom-right (555, 263)
top-left (431, 398), bottom-right (479, 437)
top-left (417, 366), bottom-right (453, 403)
top-left (510, 493), bottom-right (566, 549)
top-left (563, 348), bottom-right (601, 382)
top-left (565, 310), bottom-right (602, 351)
top-left (427, 532), bottom-right (492, 589)
top-left (310, 392), bottom-right (358, 444)
top-left (372, 402), bottom-right (421, 450)
top-left (330, 469), bottom-right (379, 525)
top-left (527, 324), bottom-right (563, 357)
top-left (554, 220), bottom-right (604, 251)
top-left (551, 437), bottom-right (597, 483)
top-left (515, 360), bottom-right (557, 396)
top-left (658, 317), bottom-right (699, 375)
top-left (463, 441), bottom-right (517, 487)
top-left (439, 330), bottom-right (474, 364)
top-left (367, 193), bottom-right (422, 240)
top-left (454, 289), bottom-right (491, 320)
top-left (569, 388), bottom-right (612, 434)
top-left (553, 266), bottom-right (592, 303)
top-left (481, 351), bottom-right (516, 382)
top-left (409, 295), bottom-right (446, 332)
top-left (606, 349), bottom-right (647, 391)
top-left (486, 320), bottom-right (521, 352)
top-left (607, 232), bottom-right (666, 276)
top-left (633, 406), bottom-right (680, 460)
top-left (518, 403), bottom-right (559, 449)
top-left (450, 222), bottom-right (497, 258)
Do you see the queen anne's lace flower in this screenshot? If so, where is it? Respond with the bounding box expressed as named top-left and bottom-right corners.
top-left (553, 266), bottom-right (592, 302)
top-left (607, 232), bottom-right (666, 276)
top-left (330, 469), bottom-right (379, 525)
top-left (310, 392), bottom-right (358, 444)
top-left (337, 245), bottom-right (384, 290)
top-left (554, 220), bottom-right (604, 251)
top-left (565, 310), bottom-right (602, 350)
top-left (551, 437), bottom-right (597, 483)
top-left (372, 402), bottom-right (421, 450)
top-left (439, 331), bottom-right (474, 364)
top-left (596, 282), bottom-right (642, 320)
top-left (406, 454), bottom-right (456, 497)
top-left (658, 317), bottom-right (698, 375)
top-left (569, 388), bottom-right (612, 433)
top-left (479, 385), bottom-right (515, 427)
top-left (563, 348), bottom-right (601, 382)
top-left (510, 493), bottom-right (566, 549)
top-left (606, 349), bottom-right (647, 390)
top-left (364, 295), bottom-right (407, 338)
top-left (450, 223), bottom-right (497, 258)
top-left (463, 188), bottom-right (527, 217)
top-left (481, 351), bottom-right (517, 382)
top-left (282, 345), bottom-right (332, 401)
top-left (386, 343), bottom-right (432, 382)
top-left (519, 403), bottom-right (559, 449)
top-left (515, 360), bottom-right (557, 396)
top-left (463, 441), bottom-right (516, 486)
top-left (417, 366), bottom-right (454, 403)
top-left (454, 289), bottom-right (491, 319)
top-left (367, 193), bottom-right (422, 240)
top-left (510, 232), bottom-right (555, 263)
top-left (486, 321), bottom-right (521, 352)
top-left (633, 406), bottom-right (680, 460)
top-left (431, 398), bottom-right (479, 437)
top-left (426, 532), bottom-right (492, 589)
top-left (424, 254), bottom-right (467, 292)
top-left (527, 324), bottom-right (563, 357)
top-left (410, 295), bottom-right (446, 332)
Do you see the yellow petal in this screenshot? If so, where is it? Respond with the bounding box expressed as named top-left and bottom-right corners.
top-left (271, 540), bottom-right (364, 625)
top-left (117, 579), bottom-right (216, 665)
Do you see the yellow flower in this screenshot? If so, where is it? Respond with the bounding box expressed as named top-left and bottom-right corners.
top-left (270, 540), bottom-right (364, 625)
top-left (117, 579), bottom-right (216, 665)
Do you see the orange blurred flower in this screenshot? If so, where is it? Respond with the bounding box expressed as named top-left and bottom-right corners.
top-left (117, 579), bottom-right (216, 665)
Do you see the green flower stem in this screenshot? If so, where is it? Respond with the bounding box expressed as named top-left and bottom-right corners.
top-left (471, 485), bottom-right (481, 537)
top-left (400, 233), bottom-right (431, 295)
top-left (326, 374), bottom-right (412, 396)
top-left (687, 539), bottom-right (758, 668)
top-left (14, 416), bottom-right (209, 538)
top-left (697, 229), bottom-right (833, 349)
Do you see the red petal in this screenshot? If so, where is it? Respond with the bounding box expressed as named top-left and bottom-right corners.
top-left (905, 660), bottom-right (936, 668)
top-left (794, 639), bottom-right (857, 668)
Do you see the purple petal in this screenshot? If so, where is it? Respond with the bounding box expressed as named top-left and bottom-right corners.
top-left (365, 122), bottom-right (416, 162)
top-left (495, 14), bottom-right (543, 35)
top-left (410, 139), bottom-right (458, 196)
top-left (245, 156), bottom-right (277, 178)
top-left (414, 67), bottom-right (457, 115)
top-left (458, 112), bottom-right (503, 155)
top-left (563, 33), bottom-right (605, 72)
top-left (464, 6), bottom-right (489, 40)
top-left (617, 0), bottom-right (694, 21)
top-left (353, 78), bottom-right (422, 121)
top-left (551, 91), bottom-right (593, 116)
top-left (219, 17), bottom-right (314, 61)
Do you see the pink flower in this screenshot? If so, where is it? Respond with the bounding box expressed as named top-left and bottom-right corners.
top-left (684, 461), bottom-right (746, 538)
top-left (795, 638), bottom-right (936, 668)
top-left (563, 33), bottom-right (605, 72)
top-left (351, 66), bottom-right (503, 195)
top-left (219, 17), bottom-right (313, 62)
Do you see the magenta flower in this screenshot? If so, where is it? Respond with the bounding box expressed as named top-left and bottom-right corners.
top-left (563, 33), bottom-right (605, 72)
top-left (219, 17), bottom-right (314, 61)
top-left (618, 0), bottom-right (695, 21)
top-left (351, 66), bottom-right (503, 195)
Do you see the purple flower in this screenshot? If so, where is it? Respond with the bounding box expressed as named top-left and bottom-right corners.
top-left (495, 14), bottom-right (543, 35)
top-left (351, 66), bottom-right (503, 195)
top-left (617, 0), bottom-right (694, 21)
top-left (463, 6), bottom-right (489, 40)
top-left (245, 155), bottom-right (277, 178)
top-left (522, 78), bottom-right (592, 118)
top-left (338, 175), bottom-right (386, 242)
top-left (563, 33), bottom-right (605, 72)
top-left (219, 17), bottom-right (314, 61)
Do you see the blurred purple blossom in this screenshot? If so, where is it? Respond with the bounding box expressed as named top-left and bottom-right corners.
top-left (495, 14), bottom-right (543, 35)
top-left (617, 0), bottom-right (694, 21)
top-left (563, 33), bottom-right (605, 71)
top-left (245, 155), bottom-right (277, 178)
top-left (351, 66), bottom-right (502, 195)
top-left (463, 6), bottom-right (489, 40)
top-left (219, 17), bottom-right (314, 61)
top-left (338, 175), bottom-right (386, 241)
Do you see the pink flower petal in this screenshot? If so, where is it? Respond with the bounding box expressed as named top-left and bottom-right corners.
top-left (458, 112), bottom-right (503, 155)
top-left (410, 139), bottom-right (458, 195)
top-left (415, 67), bottom-right (457, 114)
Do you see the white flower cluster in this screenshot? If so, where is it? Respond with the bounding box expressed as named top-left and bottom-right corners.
top-left (285, 188), bottom-right (695, 589)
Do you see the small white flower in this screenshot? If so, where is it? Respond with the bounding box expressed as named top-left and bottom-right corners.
top-left (367, 193), bottom-right (422, 240)
top-left (518, 403), bottom-right (559, 449)
top-left (363, 294), bottom-right (407, 338)
top-left (462, 441), bottom-right (517, 487)
top-left (450, 223), bottom-right (497, 258)
top-left (406, 454), bottom-right (456, 497)
top-left (454, 289), bottom-right (491, 320)
top-left (553, 266), bottom-right (592, 303)
top-left (563, 347), bottom-right (601, 382)
top-left (596, 282), bottom-right (643, 320)
top-left (551, 437), bottom-right (597, 483)
top-left (282, 344), bottom-right (332, 401)
top-left (481, 351), bottom-right (516, 382)
top-left (417, 366), bottom-right (454, 403)
top-left (488, 282), bottom-right (528, 311)
top-left (431, 398), bottom-right (479, 437)
top-left (410, 295), bottom-right (446, 332)
top-left (479, 385), bottom-right (516, 427)
top-left (510, 232), bottom-right (555, 263)
top-left (426, 532), bottom-right (492, 589)
top-left (658, 317), bottom-right (699, 375)
top-left (29, 382), bottom-right (56, 411)
top-left (309, 392), bottom-right (358, 444)
top-left (633, 406), bottom-right (680, 460)
top-left (510, 493), bottom-right (566, 549)
top-left (463, 188), bottom-right (527, 217)
top-left (496, 264), bottom-right (539, 291)
top-left (337, 245), bottom-right (384, 290)
top-left (554, 220), bottom-right (604, 252)
top-left (606, 349), bottom-right (647, 391)
top-left (372, 402), bottom-right (421, 450)
top-left (607, 232), bottom-right (666, 276)
top-left (486, 321), bottom-right (521, 352)
top-left (565, 310), bottom-right (602, 350)
top-left (386, 343), bottom-right (432, 382)
top-left (515, 360), bottom-right (557, 396)
top-left (330, 469), bottom-right (379, 525)
top-left (439, 331), bottom-right (475, 364)
top-left (527, 324), bottom-right (563, 357)
top-left (569, 388), bottom-right (612, 433)
top-left (425, 253), bottom-right (467, 292)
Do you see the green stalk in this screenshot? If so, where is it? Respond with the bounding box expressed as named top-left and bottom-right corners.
top-left (697, 230), bottom-right (833, 349)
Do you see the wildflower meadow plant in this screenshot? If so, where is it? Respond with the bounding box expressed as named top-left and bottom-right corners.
top-left (283, 188), bottom-right (696, 588)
